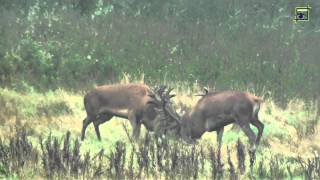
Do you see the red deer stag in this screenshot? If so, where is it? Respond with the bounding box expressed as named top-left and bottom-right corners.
top-left (81, 83), bottom-right (179, 141)
top-left (150, 88), bottom-right (264, 152)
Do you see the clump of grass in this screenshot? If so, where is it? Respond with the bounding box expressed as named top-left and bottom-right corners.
top-left (36, 100), bottom-right (73, 118)
top-left (236, 138), bottom-right (246, 174)
top-left (227, 147), bottom-right (238, 180)
top-left (0, 128), bottom-right (38, 178)
top-left (39, 131), bottom-right (104, 179)
top-left (210, 146), bottom-right (222, 179)
top-left (284, 107), bottom-right (319, 140)
top-left (257, 159), bottom-right (267, 178)
top-left (107, 141), bottom-right (126, 179)
top-left (298, 153), bottom-right (320, 180)
top-left (248, 148), bottom-right (256, 175)
top-left (0, 88), bottom-right (76, 121)
top-left (296, 119), bottom-right (318, 139)
top-left (137, 133), bottom-right (152, 178)
top-left (268, 155), bottom-right (286, 179)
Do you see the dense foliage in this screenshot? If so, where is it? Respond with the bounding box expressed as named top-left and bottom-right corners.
top-left (0, 0), bottom-right (319, 104)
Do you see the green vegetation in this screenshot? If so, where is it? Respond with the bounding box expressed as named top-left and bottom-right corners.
top-left (0, 0), bottom-right (319, 179)
top-left (0, 0), bottom-right (319, 104)
top-left (0, 87), bottom-right (319, 179)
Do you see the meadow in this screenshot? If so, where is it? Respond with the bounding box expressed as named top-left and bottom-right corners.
top-left (0, 77), bottom-right (319, 179)
top-left (0, 1), bottom-right (319, 179)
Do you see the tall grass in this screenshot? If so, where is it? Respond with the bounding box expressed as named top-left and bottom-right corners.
top-left (1, 127), bottom-right (320, 179)
top-left (0, 78), bottom-right (319, 179)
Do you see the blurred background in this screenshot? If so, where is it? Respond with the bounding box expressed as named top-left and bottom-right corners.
top-left (0, 0), bottom-right (319, 106)
top-left (0, 1), bottom-right (320, 179)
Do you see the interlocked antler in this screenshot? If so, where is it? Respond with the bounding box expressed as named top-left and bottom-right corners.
top-left (157, 85), bottom-right (167, 95)
top-left (165, 87), bottom-right (176, 99)
top-left (149, 85), bottom-right (181, 124)
top-left (148, 85), bottom-right (167, 103)
top-left (195, 87), bottom-right (209, 97)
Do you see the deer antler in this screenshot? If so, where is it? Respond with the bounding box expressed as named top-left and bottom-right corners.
top-left (157, 85), bottom-right (167, 96)
top-left (195, 87), bottom-right (209, 96)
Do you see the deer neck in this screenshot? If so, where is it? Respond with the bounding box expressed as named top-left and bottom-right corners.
top-left (181, 112), bottom-right (206, 140)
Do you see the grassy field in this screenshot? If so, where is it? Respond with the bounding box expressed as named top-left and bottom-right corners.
top-left (0, 80), bottom-right (319, 179)
top-left (1, 1), bottom-right (319, 179)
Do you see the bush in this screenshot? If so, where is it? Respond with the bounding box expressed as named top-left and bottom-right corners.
top-left (0, 88), bottom-right (76, 120)
top-left (0, 0), bottom-right (318, 103)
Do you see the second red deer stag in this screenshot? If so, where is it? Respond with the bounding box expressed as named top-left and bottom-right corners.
top-left (150, 89), bottom-right (264, 152)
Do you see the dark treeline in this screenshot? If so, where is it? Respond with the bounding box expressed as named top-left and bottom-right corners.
top-left (0, 0), bottom-right (319, 105)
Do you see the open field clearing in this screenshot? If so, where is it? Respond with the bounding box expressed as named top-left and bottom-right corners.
top-left (0, 0), bottom-right (319, 179)
top-left (0, 84), bottom-right (319, 179)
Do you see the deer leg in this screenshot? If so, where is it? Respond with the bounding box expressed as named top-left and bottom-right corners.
top-left (250, 116), bottom-right (264, 145)
top-left (128, 111), bottom-right (141, 139)
top-left (216, 127), bottom-right (224, 152)
top-left (133, 123), bottom-right (141, 139)
top-left (93, 113), bottom-right (113, 141)
top-left (216, 127), bottom-right (224, 168)
top-left (237, 121), bottom-right (257, 152)
top-left (215, 127), bottom-right (224, 174)
top-left (93, 123), bottom-right (101, 141)
top-left (81, 117), bottom-right (92, 141)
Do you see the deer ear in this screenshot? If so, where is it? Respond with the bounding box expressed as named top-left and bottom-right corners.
top-left (169, 94), bottom-right (176, 99)
top-left (147, 100), bottom-right (156, 105)
top-left (203, 87), bottom-right (209, 94)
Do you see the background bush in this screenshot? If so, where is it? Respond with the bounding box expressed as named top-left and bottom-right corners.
top-left (0, 0), bottom-right (319, 105)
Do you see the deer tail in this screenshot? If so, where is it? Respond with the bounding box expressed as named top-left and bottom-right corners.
top-left (252, 96), bottom-right (263, 118)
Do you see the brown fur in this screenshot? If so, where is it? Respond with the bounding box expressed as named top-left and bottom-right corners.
top-left (179, 91), bottom-right (264, 151)
top-left (81, 83), bottom-right (158, 141)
